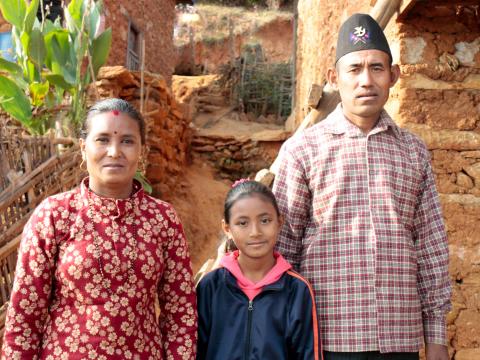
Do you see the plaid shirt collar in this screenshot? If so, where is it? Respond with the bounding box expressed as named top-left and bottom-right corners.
top-left (323, 104), bottom-right (401, 139)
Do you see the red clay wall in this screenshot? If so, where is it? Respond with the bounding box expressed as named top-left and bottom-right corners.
top-left (391, 5), bottom-right (480, 359)
top-left (103, 0), bottom-right (176, 84)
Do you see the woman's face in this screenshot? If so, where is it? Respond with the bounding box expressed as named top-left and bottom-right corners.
top-left (80, 111), bottom-right (143, 198)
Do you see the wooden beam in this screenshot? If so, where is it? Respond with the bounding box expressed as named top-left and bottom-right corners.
top-left (398, 0), bottom-right (418, 19)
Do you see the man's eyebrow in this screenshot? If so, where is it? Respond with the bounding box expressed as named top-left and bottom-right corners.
top-left (369, 62), bottom-right (385, 67)
top-left (346, 62), bottom-right (362, 68)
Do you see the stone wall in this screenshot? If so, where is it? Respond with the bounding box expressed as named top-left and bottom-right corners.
top-left (192, 132), bottom-right (285, 181)
top-left (90, 66), bottom-right (191, 197)
top-left (102, 0), bottom-right (176, 84)
top-left (391, 4), bottom-right (480, 359)
top-left (296, 1), bottom-right (480, 358)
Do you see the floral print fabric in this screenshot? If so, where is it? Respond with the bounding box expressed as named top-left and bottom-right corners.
top-left (2, 178), bottom-right (197, 360)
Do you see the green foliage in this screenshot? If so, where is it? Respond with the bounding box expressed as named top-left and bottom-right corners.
top-left (0, 0), bottom-right (112, 135)
top-left (134, 171), bottom-right (153, 194)
top-left (0, 74), bottom-right (32, 122)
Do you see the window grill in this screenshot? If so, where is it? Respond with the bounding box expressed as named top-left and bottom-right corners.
top-left (126, 20), bottom-right (141, 71)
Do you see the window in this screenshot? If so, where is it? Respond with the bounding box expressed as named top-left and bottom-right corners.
top-left (126, 20), bottom-right (141, 71)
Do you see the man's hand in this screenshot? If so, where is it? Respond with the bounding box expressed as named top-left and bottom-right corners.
top-left (426, 343), bottom-right (449, 360)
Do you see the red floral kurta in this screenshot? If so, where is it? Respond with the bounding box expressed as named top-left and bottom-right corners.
top-left (2, 178), bottom-right (197, 360)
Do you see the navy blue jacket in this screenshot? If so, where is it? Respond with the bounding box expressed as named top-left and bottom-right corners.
top-left (196, 267), bottom-right (321, 360)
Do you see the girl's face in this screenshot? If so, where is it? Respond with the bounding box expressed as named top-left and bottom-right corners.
top-left (223, 195), bottom-right (283, 263)
top-left (80, 111), bottom-right (143, 198)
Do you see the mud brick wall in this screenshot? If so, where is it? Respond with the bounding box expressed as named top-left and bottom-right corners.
top-left (390, 5), bottom-right (480, 359)
top-left (296, 1), bottom-right (480, 359)
top-left (103, 0), bottom-right (176, 84)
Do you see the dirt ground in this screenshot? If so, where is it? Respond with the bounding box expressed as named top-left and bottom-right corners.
top-left (166, 157), bottom-right (231, 274)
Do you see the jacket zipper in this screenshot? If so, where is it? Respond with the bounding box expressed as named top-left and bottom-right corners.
top-left (244, 300), bottom-right (254, 360)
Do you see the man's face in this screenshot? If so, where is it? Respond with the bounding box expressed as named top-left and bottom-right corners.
top-left (328, 49), bottom-right (399, 124)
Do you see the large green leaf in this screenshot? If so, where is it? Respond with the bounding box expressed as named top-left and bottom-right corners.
top-left (42, 18), bottom-right (59, 36)
top-left (91, 28), bottom-right (111, 76)
top-left (0, 74), bottom-right (32, 123)
top-left (45, 30), bottom-right (69, 65)
top-left (44, 30), bottom-right (76, 84)
top-left (87, 0), bottom-right (101, 41)
top-left (29, 81), bottom-right (49, 106)
top-left (0, 57), bottom-right (22, 76)
top-left (45, 74), bottom-right (74, 90)
top-left (24, 0), bottom-right (39, 33)
top-left (0, 0), bottom-right (27, 29)
top-left (66, 0), bottom-right (84, 30)
top-left (27, 29), bottom-right (46, 67)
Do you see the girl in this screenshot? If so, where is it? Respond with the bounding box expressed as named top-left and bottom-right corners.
top-left (196, 180), bottom-right (321, 360)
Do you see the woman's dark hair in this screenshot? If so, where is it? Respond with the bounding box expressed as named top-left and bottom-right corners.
top-left (80, 98), bottom-right (146, 144)
top-left (223, 180), bottom-right (281, 252)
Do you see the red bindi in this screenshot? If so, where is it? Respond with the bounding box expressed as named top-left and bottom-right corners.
top-left (112, 110), bottom-right (120, 116)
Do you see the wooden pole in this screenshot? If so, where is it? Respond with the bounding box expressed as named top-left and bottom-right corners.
top-left (140, 38), bottom-right (146, 115)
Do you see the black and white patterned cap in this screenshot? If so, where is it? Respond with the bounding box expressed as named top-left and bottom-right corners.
top-left (335, 13), bottom-right (392, 63)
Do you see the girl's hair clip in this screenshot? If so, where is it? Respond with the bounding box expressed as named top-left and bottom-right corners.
top-left (232, 178), bottom-right (250, 188)
top-left (112, 110), bottom-right (120, 116)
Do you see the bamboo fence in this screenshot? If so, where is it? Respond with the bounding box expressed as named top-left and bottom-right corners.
top-left (0, 116), bottom-right (84, 342)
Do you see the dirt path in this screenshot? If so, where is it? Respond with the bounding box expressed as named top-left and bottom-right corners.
top-left (167, 157), bottom-right (231, 273)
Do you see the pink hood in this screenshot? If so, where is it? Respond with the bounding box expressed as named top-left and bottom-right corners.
top-left (220, 250), bottom-right (292, 301)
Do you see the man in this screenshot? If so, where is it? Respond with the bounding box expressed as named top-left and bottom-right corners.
top-left (273, 13), bottom-right (451, 360)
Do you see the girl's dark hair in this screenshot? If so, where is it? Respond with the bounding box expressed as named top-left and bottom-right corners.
top-left (224, 180), bottom-right (280, 252)
top-left (80, 98), bottom-right (146, 145)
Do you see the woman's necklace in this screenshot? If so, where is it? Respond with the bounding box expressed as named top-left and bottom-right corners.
top-left (87, 196), bottom-right (138, 295)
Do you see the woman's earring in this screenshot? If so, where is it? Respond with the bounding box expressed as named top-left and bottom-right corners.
top-left (139, 157), bottom-right (147, 175)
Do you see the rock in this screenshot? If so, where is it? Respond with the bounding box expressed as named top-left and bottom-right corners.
top-left (405, 124), bottom-right (480, 151)
top-left (455, 349), bottom-right (480, 360)
top-left (461, 151), bottom-right (480, 158)
top-left (456, 172), bottom-right (474, 189)
top-left (192, 137), bottom-right (214, 146)
top-left (251, 129), bottom-right (291, 142)
top-left (455, 309), bottom-right (480, 348)
top-left (97, 66), bottom-right (139, 88)
top-left (193, 145), bottom-right (216, 152)
top-left (255, 169), bottom-right (275, 187)
top-left (441, 194), bottom-right (480, 247)
top-left (464, 163), bottom-right (480, 185)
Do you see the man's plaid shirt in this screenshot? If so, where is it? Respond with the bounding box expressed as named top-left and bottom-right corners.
top-left (273, 105), bottom-right (451, 353)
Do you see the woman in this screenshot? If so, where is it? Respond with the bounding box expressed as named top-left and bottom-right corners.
top-left (2, 98), bottom-right (197, 359)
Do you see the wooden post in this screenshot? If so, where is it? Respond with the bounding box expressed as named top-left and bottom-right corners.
top-left (189, 25), bottom-right (195, 75)
top-left (140, 38), bottom-right (146, 115)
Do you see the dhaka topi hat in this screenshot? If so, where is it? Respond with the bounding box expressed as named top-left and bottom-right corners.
top-left (335, 13), bottom-right (392, 64)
